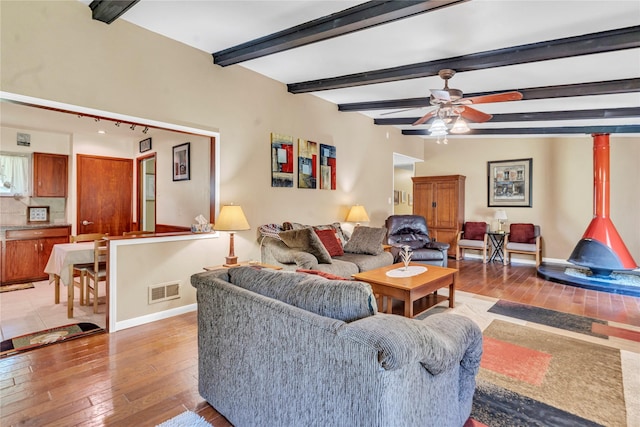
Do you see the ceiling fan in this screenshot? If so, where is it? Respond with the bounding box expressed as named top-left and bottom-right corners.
top-left (412, 69), bottom-right (523, 128)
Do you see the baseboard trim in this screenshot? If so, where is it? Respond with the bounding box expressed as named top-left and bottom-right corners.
top-left (113, 303), bottom-right (197, 332)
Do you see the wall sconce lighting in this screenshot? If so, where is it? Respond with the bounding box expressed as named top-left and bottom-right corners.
top-left (214, 204), bottom-right (251, 266)
top-left (494, 209), bottom-right (508, 233)
top-left (346, 204), bottom-right (370, 227)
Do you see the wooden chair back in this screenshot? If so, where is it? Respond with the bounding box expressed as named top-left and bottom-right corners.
top-left (122, 230), bottom-right (154, 237)
top-left (71, 233), bottom-right (109, 243)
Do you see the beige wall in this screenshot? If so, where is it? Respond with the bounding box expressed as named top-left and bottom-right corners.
top-left (416, 136), bottom-right (640, 262)
top-left (2, 1), bottom-right (638, 269)
top-left (1, 1), bottom-right (424, 264)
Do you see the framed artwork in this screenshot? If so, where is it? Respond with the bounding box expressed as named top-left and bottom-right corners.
top-left (319, 143), bottom-right (336, 190)
top-left (27, 206), bottom-right (50, 223)
top-left (139, 137), bottom-right (152, 153)
top-left (271, 133), bottom-right (294, 187)
top-left (393, 190), bottom-right (400, 205)
top-left (408, 193), bottom-right (413, 206)
top-left (172, 142), bottom-right (190, 181)
top-left (488, 158), bottom-right (532, 207)
top-left (298, 138), bottom-right (317, 189)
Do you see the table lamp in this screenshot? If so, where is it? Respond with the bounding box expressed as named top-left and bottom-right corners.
top-left (346, 205), bottom-right (370, 227)
top-left (494, 209), bottom-right (508, 233)
top-left (214, 204), bottom-right (250, 266)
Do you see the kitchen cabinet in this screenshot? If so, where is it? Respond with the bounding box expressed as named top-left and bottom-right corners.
top-left (33, 152), bottom-right (68, 197)
top-left (412, 175), bottom-right (465, 257)
top-left (1, 226), bottom-right (71, 285)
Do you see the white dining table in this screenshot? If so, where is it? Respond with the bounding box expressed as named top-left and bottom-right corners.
top-left (43, 242), bottom-right (95, 318)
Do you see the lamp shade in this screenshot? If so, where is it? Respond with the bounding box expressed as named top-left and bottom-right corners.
top-left (214, 205), bottom-right (250, 231)
top-left (346, 205), bottom-right (370, 223)
top-left (494, 209), bottom-right (508, 221)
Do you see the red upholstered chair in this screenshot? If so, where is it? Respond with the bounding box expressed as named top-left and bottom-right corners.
top-left (503, 223), bottom-right (542, 266)
top-left (456, 222), bottom-right (489, 263)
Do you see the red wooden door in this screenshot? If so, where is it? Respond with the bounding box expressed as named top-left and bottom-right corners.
top-left (77, 155), bottom-right (133, 237)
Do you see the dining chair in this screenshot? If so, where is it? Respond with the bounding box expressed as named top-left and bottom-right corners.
top-left (85, 238), bottom-right (108, 313)
top-left (70, 233), bottom-right (108, 305)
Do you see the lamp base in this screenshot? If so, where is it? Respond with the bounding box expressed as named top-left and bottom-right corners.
top-left (224, 255), bottom-right (239, 267)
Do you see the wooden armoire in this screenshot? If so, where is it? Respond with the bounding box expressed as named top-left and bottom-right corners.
top-left (412, 175), bottom-right (465, 257)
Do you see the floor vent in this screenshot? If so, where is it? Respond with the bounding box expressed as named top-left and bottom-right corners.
top-left (148, 281), bottom-right (181, 304)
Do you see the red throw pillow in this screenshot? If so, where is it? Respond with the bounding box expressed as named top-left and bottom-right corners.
top-left (314, 228), bottom-right (344, 257)
top-left (509, 223), bottom-right (536, 243)
top-left (464, 222), bottom-right (486, 241)
top-left (296, 269), bottom-right (349, 281)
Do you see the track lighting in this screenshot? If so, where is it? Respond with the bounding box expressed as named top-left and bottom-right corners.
top-left (130, 124), bottom-right (136, 131)
top-left (142, 127), bottom-right (149, 134)
top-left (94, 117), bottom-right (100, 122)
top-left (115, 121), bottom-right (121, 127)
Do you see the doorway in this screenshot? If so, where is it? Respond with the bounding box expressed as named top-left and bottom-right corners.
top-left (138, 154), bottom-right (156, 231)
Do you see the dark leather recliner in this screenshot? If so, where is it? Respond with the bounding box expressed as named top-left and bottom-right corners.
top-left (384, 215), bottom-right (450, 268)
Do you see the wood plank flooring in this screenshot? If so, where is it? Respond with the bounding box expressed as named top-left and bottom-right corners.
top-left (1, 261), bottom-right (639, 426)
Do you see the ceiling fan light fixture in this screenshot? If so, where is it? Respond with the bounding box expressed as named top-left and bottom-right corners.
top-left (428, 118), bottom-right (448, 136)
top-left (450, 116), bottom-right (470, 134)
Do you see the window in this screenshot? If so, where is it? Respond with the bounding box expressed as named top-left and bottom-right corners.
top-left (0, 152), bottom-right (30, 196)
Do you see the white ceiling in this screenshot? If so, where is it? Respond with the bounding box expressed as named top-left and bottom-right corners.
top-left (3, 1), bottom-right (640, 140)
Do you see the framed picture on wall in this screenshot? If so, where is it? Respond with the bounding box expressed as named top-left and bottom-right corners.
top-left (173, 142), bottom-right (190, 181)
top-left (139, 137), bottom-right (152, 153)
top-left (487, 158), bottom-right (532, 207)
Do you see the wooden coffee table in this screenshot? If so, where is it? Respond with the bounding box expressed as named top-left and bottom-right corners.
top-left (352, 262), bottom-right (458, 318)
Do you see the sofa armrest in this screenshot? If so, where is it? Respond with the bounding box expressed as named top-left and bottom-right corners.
top-left (341, 313), bottom-right (482, 375)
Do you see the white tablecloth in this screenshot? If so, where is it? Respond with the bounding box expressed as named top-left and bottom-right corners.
top-left (385, 265), bottom-right (427, 278)
top-left (43, 242), bottom-right (94, 285)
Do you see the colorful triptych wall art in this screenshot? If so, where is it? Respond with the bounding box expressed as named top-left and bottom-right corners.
top-left (319, 143), bottom-right (337, 190)
top-left (271, 133), bottom-right (294, 187)
top-left (298, 139), bottom-right (318, 189)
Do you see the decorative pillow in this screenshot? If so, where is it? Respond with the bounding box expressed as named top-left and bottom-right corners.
top-left (278, 228), bottom-right (333, 264)
top-left (509, 223), bottom-right (536, 243)
top-left (464, 222), bottom-right (486, 241)
top-left (296, 269), bottom-right (349, 281)
top-left (343, 226), bottom-right (387, 255)
top-left (313, 223), bottom-right (349, 246)
top-left (314, 228), bottom-right (344, 257)
top-left (258, 223), bottom-right (283, 240)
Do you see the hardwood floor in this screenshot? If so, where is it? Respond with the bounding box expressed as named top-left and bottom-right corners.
top-left (1, 261), bottom-right (639, 426)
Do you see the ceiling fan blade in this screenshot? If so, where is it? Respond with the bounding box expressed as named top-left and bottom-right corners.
top-left (463, 91), bottom-right (523, 104)
top-left (460, 106), bottom-right (492, 123)
top-left (412, 109), bottom-right (437, 126)
top-left (380, 107), bottom-right (420, 116)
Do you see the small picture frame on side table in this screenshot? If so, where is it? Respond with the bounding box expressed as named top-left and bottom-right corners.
top-left (27, 206), bottom-right (50, 223)
top-left (139, 137), bottom-right (152, 153)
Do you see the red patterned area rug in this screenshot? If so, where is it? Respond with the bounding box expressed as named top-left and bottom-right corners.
top-left (419, 292), bottom-right (640, 427)
top-left (0, 323), bottom-right (104, 357)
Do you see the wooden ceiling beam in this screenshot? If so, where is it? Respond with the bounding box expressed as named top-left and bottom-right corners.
top-left (289, 26), bottom-right (640, 93)
top-left (375, 107), bottom-right (640, 125)
top-left (212, 0), bottom-right (467, 66)
top-left (340, 79), bottom-right (640, 112)
top-left (88, 0), bottom-right (140, 24)
top-left (402, 125), bottom-right (640, 136)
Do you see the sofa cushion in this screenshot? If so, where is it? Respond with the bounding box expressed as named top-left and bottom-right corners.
top-left (283, 221), bottom-right (349, 246)
top-left (279, 228), bottom-right (333, 264)
top-left (464, 222), bottom-right (486, 241)
top-left (334, 251), bottom-right (394, 272)
top-left (228, 267), bottom-right (376, 322)
top-left (344, 226), bottom-right (386, 255)
top-left (315, 228), bottom-right (344, 257)
top-left (509, 223), bottom-right (536, 243)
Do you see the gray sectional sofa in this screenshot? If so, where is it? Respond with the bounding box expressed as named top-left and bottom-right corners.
top-left (191, 266), bottom-right (483, 427)
top-left (258, 222), bottom-right (394, 277)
